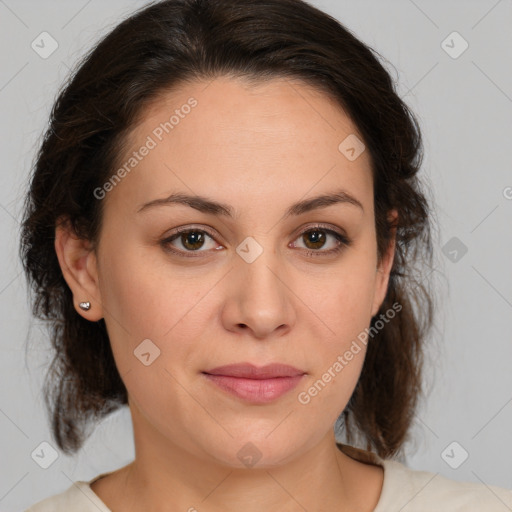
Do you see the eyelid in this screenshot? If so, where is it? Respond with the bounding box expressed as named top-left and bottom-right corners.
top-left (291, 222), bottom-right (347, 240)
top-left (172, 224), bottom-right (219, 239)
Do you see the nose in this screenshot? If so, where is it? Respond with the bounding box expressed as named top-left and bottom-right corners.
top-left (221, 245), bottom-right (296, 340)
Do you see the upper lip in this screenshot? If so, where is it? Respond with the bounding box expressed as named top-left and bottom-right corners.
top-left (203, 363), bottom-right (306, 379)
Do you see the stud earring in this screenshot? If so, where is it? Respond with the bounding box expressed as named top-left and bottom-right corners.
top-left (79, 301), bottom-right (91, 311)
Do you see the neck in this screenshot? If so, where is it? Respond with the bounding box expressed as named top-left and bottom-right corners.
top-left (94, 403), bottom-right (383, 512)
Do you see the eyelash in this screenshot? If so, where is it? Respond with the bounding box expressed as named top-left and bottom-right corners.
top-left (160, 224), bottom-right (351, 259)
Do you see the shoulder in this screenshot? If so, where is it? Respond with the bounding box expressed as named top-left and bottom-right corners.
top-left (25, 475), bottom-right (111, 512)
top-left (336, 442), bottom-right (512, 511)
top-left (377, 459), bottom-right (512, 511)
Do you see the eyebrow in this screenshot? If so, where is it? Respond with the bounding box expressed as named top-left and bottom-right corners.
top-left (137, 188), bottom-right (364, 218)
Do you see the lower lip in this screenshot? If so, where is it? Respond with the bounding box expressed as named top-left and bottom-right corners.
top-left (203, 373), bottom-right (305, 404)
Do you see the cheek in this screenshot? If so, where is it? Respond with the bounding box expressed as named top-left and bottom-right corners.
top-left (295, 256), bottom-right (377, 407)
top-left (97, 238), bottom-right (205, 336)
top-left (96, 237), bottom-right (223, 391)
top-left (302, 253), bottom-right (377, 345)
top-left (95, 246), bottom-right (209, 425)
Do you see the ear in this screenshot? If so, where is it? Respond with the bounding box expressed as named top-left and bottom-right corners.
top-left (370, 209), bottom-right (398, 318)
top-left (54, 216), bottom-right (104, 321)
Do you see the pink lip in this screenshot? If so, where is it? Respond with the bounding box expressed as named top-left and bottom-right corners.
top-left (203, 363), bottom-right (306, 404)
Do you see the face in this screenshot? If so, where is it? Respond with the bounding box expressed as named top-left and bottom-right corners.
top-left (61, 76), bottom-right (396, 468)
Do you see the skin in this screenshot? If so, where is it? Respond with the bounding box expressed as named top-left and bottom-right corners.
top-left (55, 76), bottom-right (397, 512)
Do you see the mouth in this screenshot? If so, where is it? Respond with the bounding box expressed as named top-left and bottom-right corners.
top-left (202, 363), bottom-right (306, 404)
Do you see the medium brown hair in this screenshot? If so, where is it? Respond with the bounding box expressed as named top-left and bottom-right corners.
top-left (20, 0), bottom-right (435, 458)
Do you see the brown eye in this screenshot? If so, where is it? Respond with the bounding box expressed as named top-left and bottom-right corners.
top-left (292, 226), bottom-right (351, 257)
top-left (161, 227), bottom-right (220, 256)
top-left (302, 229), bottom-right (327, 250)
top-left (161, 224), bottom-right (350, 259)
top-left (178, 231), bottom-right (207, 251)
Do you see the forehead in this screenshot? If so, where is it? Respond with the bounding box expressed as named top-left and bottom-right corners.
top-left (106, 76), bottom-right (374, 218)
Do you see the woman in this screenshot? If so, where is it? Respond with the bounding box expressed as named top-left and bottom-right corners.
top-left (20, 0), bottom-right (512, 510)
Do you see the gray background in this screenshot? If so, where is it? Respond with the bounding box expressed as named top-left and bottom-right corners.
top-left (1, 0), bottom-right (511, 510)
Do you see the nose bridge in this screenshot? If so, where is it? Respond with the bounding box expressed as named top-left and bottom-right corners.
top-left (236, 233), bottom-right (285, 300)
top-left (229, 233), bottom-right (293, 334)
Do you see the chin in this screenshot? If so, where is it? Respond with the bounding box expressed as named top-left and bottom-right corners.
top-left (198, 432), bottom-right (308, 470)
